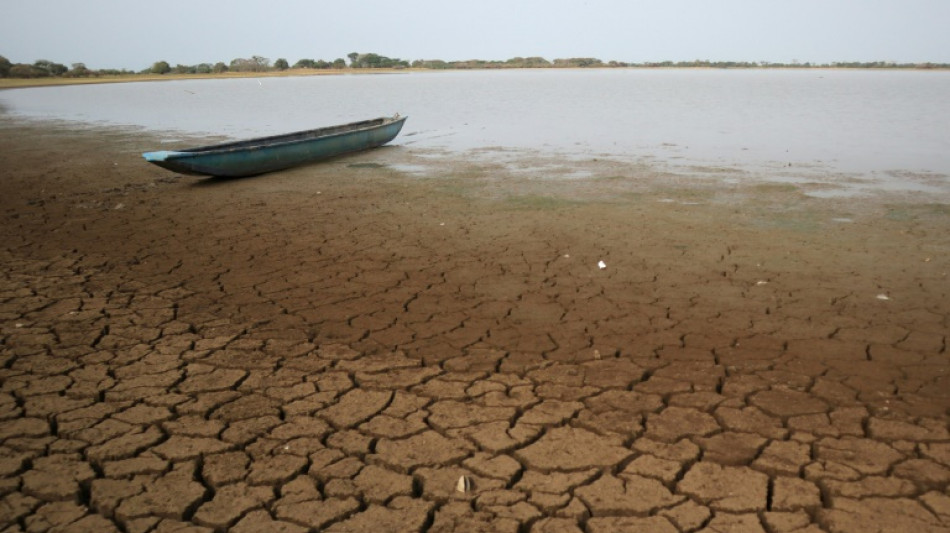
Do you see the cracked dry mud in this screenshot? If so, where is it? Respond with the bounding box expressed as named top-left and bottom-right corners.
top-left (1, 123), bottom-right (949, 532)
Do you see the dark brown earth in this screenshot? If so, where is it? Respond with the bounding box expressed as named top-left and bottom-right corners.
top-left (1, 121), bottom-right (949, 532)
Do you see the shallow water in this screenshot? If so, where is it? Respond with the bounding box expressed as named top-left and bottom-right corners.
top-left (2, 69), bottom-right (949, 193)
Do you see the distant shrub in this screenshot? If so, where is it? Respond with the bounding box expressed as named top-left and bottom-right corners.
top-left (33, 60), bottom-right (67, 76)
top-left (229, 56), bottom-right (270, 72)
top-left (350, 52), bottom-right (409, 69)
top-left (150, 61), bottom-right (171, 74)
top-left (293, 59), bottom-right (333, 69)
top-left (506, 56), bottom-right (551, 68)
top-left (553, 58), bottom-right (604, 68)
top-left (63, 63), bottom-right (91, 77)
top-left (412, 59), bottom-right (449, 69)
top-left (98, 69), bottom-right (133, 76)
top-left (9, 64), bottom-right (47, 78)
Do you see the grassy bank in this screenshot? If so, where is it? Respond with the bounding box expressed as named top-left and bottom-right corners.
top-left (5, 64), bottom-right (948, 90)
top-left (0, 68), bottom-right (415, 89)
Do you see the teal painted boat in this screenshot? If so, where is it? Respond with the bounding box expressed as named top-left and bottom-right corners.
top-left (143, 114), bottom-right (407, 177)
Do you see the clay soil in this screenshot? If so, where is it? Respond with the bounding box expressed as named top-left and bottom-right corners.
top-left (1, 121), bottom-right (948, 532)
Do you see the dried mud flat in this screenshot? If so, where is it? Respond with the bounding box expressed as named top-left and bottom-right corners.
top-left (1, 122), bottom-right (949, 532)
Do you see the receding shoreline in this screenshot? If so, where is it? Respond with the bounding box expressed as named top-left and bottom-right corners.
top-left (3, 64), bottom-right (948, 90)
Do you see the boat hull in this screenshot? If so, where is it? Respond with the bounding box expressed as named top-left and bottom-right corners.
top-left (143, 115), bottom-right (407, 177)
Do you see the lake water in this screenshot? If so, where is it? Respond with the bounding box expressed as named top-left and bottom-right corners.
top-left (2, 69), bottom-right (949, 195)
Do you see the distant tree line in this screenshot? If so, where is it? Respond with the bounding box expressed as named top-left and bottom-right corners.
top-left (409, 57), bottom-right (950, 70)
top-left (2, 52), bottom-right (948, 80)
top-left (0, 55), bottom-right (135, 78)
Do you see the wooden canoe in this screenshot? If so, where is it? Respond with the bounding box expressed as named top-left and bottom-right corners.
top-left (142, 114), bottom-right (407, 177)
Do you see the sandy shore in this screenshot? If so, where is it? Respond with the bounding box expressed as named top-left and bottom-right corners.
top-left (1, 121), bottom-right (948, 531)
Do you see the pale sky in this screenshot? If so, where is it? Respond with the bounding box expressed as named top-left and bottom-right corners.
top-left (2, 0), bottom-right (949, 70)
